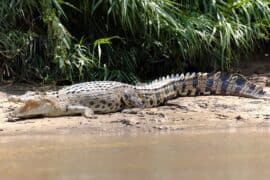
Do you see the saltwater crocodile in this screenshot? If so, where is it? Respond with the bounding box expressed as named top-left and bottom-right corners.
top-left (8, 72), bottom-right (267, 120)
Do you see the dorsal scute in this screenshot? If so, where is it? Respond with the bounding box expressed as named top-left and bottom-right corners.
top-left (190, 72), bottom-right (196, 79)
top-left (180, 73), bottom-right (184, 80)
top-left (136, 72), bottom-right (188, 90)
top-left (184, 72), bottom-right (190, 80)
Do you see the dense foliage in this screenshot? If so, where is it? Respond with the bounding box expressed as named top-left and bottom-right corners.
top-left (0, 0), bottom-right (270, 83)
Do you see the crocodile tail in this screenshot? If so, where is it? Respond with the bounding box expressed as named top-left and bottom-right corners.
top-left (181, 72), bottom-right (266, 98)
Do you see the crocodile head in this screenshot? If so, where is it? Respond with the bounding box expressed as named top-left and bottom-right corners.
top-left (11, 99), bottom-right (62, 119)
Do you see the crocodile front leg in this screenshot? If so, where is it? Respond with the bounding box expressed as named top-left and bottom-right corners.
top-left (119, 89), bottom-right (145, 114)
top-left (65, 105), bottom-right (94, 118)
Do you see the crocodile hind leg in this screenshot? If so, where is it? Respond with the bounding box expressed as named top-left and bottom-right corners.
top-left (122, 89), bottom-right (144, 108)
top-left (66, 105), bottom-right (94, 118)
top-left (121, 89), bottom-right (145, 114)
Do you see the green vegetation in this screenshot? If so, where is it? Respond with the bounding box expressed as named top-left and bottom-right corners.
top-left (0, 0), bottom-right (270, 83)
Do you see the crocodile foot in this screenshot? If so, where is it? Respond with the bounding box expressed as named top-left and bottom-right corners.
top-left (83, 108), bottom-right (97, 119)
top-left (121, 108), bottom-right (142, 114)
top-left (7, 112), bottom-right (19, 122)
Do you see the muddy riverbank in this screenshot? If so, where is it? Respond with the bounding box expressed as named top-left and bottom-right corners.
top-left (0, 74), bottom-right (269, 136)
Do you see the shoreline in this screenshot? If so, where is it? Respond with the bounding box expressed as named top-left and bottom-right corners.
top-left (0, 82), bottom-right (269, 136)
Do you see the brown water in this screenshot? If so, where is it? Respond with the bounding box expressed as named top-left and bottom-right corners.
top-left (1, 132), bottom-right (270, 180)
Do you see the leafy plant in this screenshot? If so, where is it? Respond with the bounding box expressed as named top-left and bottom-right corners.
top-left (0, 0), bottom-right (270, 83)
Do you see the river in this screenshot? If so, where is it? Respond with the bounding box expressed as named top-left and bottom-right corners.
top-left (1, 131), bottom-right (270, 180)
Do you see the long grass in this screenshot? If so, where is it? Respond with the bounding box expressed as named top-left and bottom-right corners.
top-left (0, 0), bottom-right (270, 83)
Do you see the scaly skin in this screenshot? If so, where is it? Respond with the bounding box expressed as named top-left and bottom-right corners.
top-left (8, 72), bottom-right (267, 120)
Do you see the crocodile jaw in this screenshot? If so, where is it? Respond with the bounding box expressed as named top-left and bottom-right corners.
top-left (13, 100), bottom-right (60, 118)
